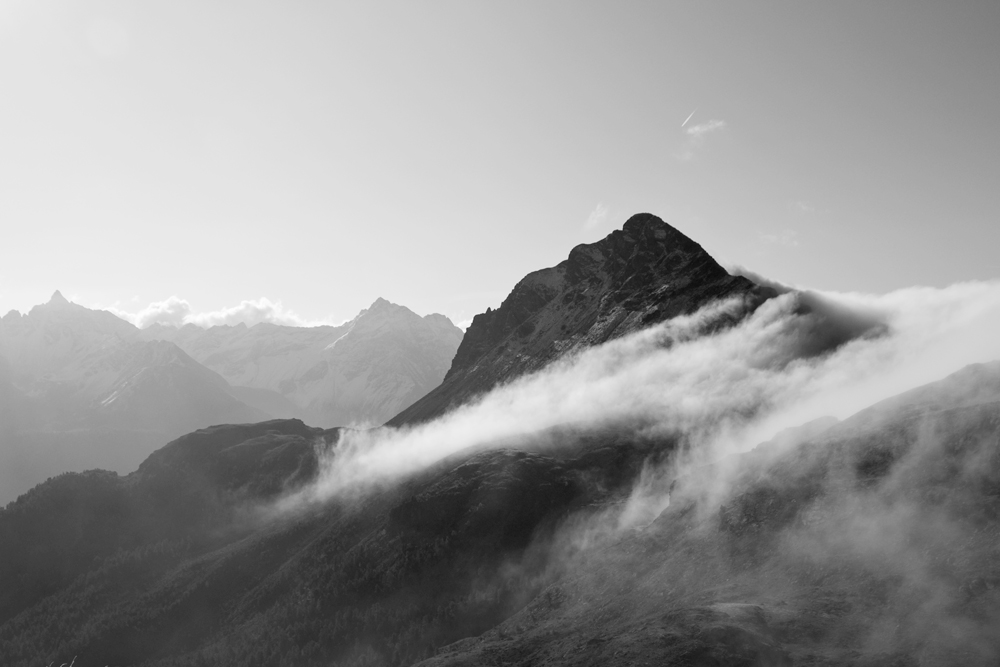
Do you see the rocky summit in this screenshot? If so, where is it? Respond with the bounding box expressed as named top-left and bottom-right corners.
top-left (390, 213), bottom-right (772, 425)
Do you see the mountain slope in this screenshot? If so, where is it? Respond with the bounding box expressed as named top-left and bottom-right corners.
top-left (0, 419), bottom-right (657, 667)
top-left (389, 213), bottom-right (772, 426)
top-left (144, 299), bottom-right (464, 427)
top-left (3, 363), bottom-right (1000, 666)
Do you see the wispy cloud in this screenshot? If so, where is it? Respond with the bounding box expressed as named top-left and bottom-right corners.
top-left (107, 296), bottom-right (335, 329)
top-left (584, 202), bottom-right (610, 230)
top-left (788, 200), bottom-right (831, 216)
top-left (685, 119), bottom-right (726, 138)
top-left (675, 119), bottom-right (727, 160)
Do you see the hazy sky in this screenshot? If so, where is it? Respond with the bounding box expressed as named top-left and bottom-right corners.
top-left (1, 1), bottom-right (998, 327)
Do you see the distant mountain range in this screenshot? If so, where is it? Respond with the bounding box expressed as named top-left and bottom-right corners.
top-left (2, 214), bottom-right (999, 666)
top-left (143, 297), bottom-right (464, 428)
top-left (0, 292), bottom-right (265, 504)
top-left (0, 293), bottom-right (463, 504)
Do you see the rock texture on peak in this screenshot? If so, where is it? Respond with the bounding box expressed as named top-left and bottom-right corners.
top-left (389, 213), bottom-right (772, 426)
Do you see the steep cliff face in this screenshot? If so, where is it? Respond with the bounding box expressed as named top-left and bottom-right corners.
top-left (390, 213), bottom-right (771, 425)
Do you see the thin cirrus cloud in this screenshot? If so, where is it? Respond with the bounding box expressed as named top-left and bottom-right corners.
top-left (108, 296), bottom-right (334, 329)
top-left (675, 118), bottom-right (727, 161)
top-left (788, 200), bottom-right (831, 216)
top-left (759, 229), bottom-right (800, 248)
top-left (584, 202), bottom-right (610, 230)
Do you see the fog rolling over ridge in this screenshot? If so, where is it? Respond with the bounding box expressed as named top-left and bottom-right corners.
top-left (304, 218), bottom-right (1000, 504)
top-left (304, 274), bottom-right (1000, 504)
top-left (4, 215), bottom-right (1000, 666)
top-left (423, 360), bottom-right (1000, 665)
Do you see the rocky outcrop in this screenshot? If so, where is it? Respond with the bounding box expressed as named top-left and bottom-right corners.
top-left (389, 213), bottom-right (772, 425)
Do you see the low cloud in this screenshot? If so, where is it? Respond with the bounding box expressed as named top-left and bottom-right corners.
top-left (126, 297), bottom-right (190, 328)
top-left (269, 280), bottom-right (1000, 661)
top-left (676, 119), bottom-right (726, 160)
top-left (111, 297), bottom-right (331, 329)
top-left (283, 279), bottom-right (1000, 511)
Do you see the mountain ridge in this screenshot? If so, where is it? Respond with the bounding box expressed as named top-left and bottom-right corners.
top-left (143, 297), bottom-right (464, 428)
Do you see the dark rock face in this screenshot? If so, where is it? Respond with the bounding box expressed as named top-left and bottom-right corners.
top-left (389, 213), bottom-right (771, 426)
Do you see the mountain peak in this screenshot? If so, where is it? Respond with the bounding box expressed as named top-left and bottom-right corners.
top-left (622, 211), bottom-right (667, 231)
top-left (622, 213), bottom-right (680, 234)
top-left (389, 212), bottom-right (769, 426)
top-left (49, 290), bottom-right (69, 305)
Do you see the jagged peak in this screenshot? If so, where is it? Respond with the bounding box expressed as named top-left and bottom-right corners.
top-left (49, 290), bottom-right (70, 305)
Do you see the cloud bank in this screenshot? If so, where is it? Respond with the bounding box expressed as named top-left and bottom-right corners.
top-left (288, 280), bottom-right (1000, 508)
top-left (110, 296), bottom-right (333, 329)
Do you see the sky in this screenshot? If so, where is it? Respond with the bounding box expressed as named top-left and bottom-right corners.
top-left (1, 1), bottom-right (998, 328)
